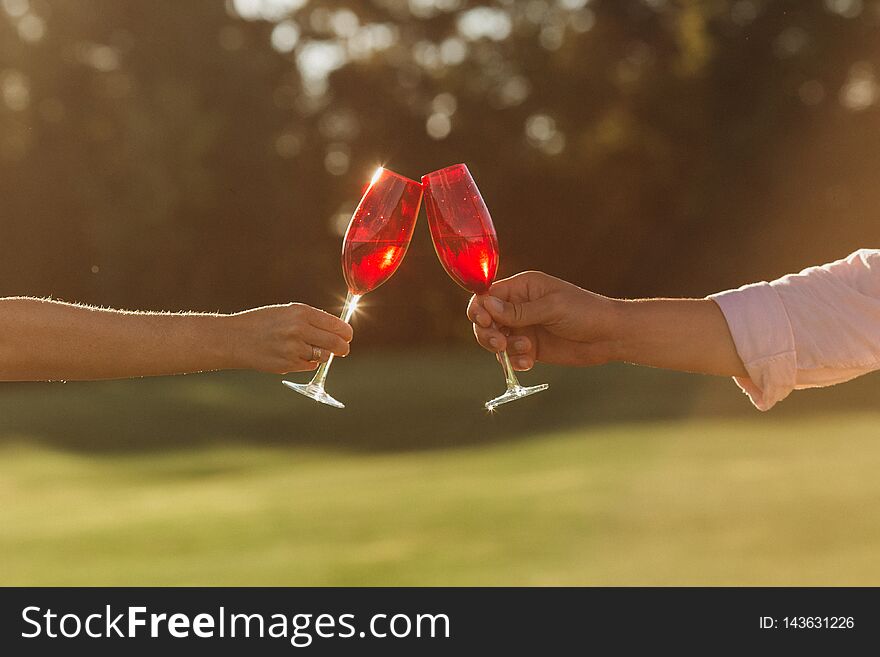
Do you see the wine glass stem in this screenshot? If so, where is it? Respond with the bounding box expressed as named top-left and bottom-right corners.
top-left (499, 349), bottom-right (522, 390)
top-left (309, 291), bottom-right (361, 389)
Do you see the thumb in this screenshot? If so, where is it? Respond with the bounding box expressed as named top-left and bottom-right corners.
top-left (483, 295), bottom-right (553, 328)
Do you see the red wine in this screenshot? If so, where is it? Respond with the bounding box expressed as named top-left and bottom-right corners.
top-left (423, 164), bottom-right (500, 294)
top-left (340, 169), bottom-right (422, 295)
top-left (343, 239), bottom-right (410, 295)
top-left (432, 233), bottom-right (499, 294)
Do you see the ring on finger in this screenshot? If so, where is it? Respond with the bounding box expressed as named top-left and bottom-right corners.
top-left (310, 346), bottom-right (322, 362)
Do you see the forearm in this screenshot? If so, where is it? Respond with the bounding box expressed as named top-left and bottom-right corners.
top-left (0, 297), bottom-right (239, 381)
top-left (613, 298), bottom-right (747, 377)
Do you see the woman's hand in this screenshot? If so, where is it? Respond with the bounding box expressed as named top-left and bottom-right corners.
top-left (230, 303), bottom-right (353, 374)
top-left (0, 297), bottom-right (354, 381)
top-left (467, 272), bottom-right (624, 371)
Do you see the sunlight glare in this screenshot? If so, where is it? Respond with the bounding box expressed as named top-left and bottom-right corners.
top-left (381, 246), bottom-right (398, 269)
top-left (232, 0), bottom-right (306, 21)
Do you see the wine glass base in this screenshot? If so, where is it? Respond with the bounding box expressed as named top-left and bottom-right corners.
top-left (282, 381), bottom-right (345, 409)
top-left (485, 383), bottom-right (549, 411)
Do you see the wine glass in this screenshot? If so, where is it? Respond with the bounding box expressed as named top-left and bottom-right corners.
top-left (283, 167), bottom-right (423, 408)
top-left (422, 163), bottom-right (548, 410)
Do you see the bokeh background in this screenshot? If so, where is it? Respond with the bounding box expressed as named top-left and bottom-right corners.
top-left (2, 0), bottom-right (880, 585)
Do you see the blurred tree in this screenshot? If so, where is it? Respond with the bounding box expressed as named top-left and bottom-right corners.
top-left (1, 0), bottom-right (878, 346)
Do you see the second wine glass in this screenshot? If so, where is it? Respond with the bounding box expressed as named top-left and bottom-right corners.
top-left (422, 163), bottom-right (548, 410)
top-left (283, 167), bottom-right (423, 408)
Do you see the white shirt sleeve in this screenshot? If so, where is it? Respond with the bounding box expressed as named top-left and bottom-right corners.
top-left (708, 249), bottom-right (880, 410)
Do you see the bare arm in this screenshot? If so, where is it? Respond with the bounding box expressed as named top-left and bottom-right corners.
top-left (0, 297), bottom-right (353, 381)
top-left (616, 298), bottom-right (746, 377)
top-left (467, 272), bottom-right (746, 377)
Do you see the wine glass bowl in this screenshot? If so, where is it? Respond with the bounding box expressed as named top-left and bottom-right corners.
top-left (342, 168), bottom-right (424, 295)
top-left (283, 167), bottom-right (423, 408)
top-left (422, 163), bottom-right (499, 294)
top-left (422, 163), bottom-right (548, 410)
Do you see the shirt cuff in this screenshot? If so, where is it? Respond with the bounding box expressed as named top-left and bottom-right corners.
top-left (708, 282), bottom-right (798, 411)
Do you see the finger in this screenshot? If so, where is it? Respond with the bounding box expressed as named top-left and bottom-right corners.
top-left (511, 356), bottom-right (534, 371)
top-left (467, 295), bottom-right (492, 328)
top-left (498, 351), bottom-right (534, 371)
top-left (304, 307), bottom-right (353, 341)
top-left (507, 335), bottom-right (533, 357)
top-left (474, 324), bottom-right (507, 352)
top-left (298, 324), bottom-right (351, 357)
top-left (486, 271), bottom-right (547, 302)
top-left (484, 275), bottom-right (521, 301)
top-left (294, 342), bottom-right (326, 365)
top-left (483, 294), bottom-right (554, 329)
top-left (276, 358), bottom-right (319, 374)
top-left (495, 352), bottom-right (532, 370)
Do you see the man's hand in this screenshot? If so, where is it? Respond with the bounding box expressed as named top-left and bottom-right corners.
top-left (467, 271), bottom-right (623, 371)
top-left (230, 303), bottom-right (353, 374)
top-left (467, 271), bottom-right (747, 378)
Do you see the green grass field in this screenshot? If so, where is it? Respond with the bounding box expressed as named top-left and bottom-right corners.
top-left (3, 350), bottom-right (880, 586)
